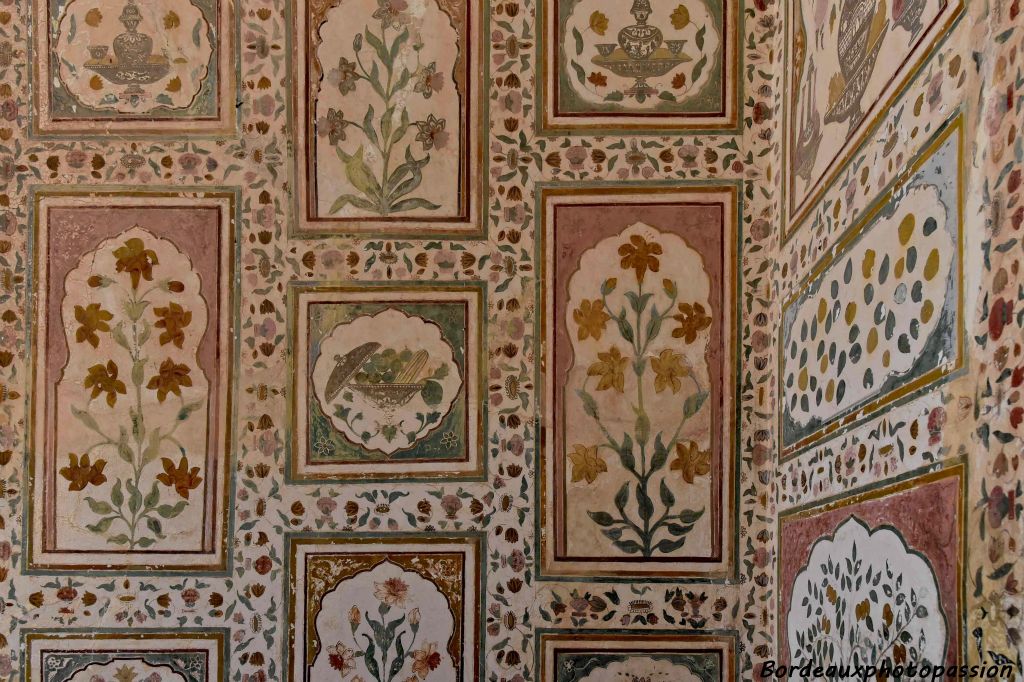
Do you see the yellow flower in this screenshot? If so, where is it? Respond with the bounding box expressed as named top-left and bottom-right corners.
top-left (113, 237), bottom-right (159, 289)
top-left (670, 440), bottom-right (711, 483)
top-left (650, 349), bottom-right (688, 394)
top-left (589, 10), bottom-right (609, 35)
top-left (670, 4), bottom-right (690, 29)
top-left (153, 301), bottom-right (192, 348)
top-left (573, 299), bottom-right (610, 341)
top-left (618, 235), bottom-right (662, 284)
top-left (146, 358), bottom-right (192, 402)
top-left (156, 455), bottom-right (203, 499)
top-left (587, 346), bottom-right (628, 392)
top-left (568, 444), bottom-right (606, 484)
top-left (74, 303), bottom-right (113, 348)
top-left (672, 302), bottom-right (712, 343)
top-left (59, 452), bottom-right (107, 491)
top-left (83, 360), bottom-right (127, 407)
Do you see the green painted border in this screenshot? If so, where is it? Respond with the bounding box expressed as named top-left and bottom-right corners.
top-left (533, 627), bottom-right (740, 681)
top-left (22, 184), bottom-right (242, 577)
top-left (28, 0), bottom-right (241, 138)
top-left (283, 0), bottom-right (491, 240)
top-left (534, 0), bottom-right (744, 136)
top-left (284, 279), bottom-right (490, 485)
top-left (20, 627), bottom-right (232, 681)
top-left (532, 178), bottom-right (743, 584)
top-left (281, 530), bottom-right (488, 682)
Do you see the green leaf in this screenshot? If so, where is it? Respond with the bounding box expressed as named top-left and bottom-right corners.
top-left (86, 516), bottom-right (117, 533)
top-left (71, 405), bottom-right (100, 433)
top-left (328, 193), bottom-right (380, 214)
top-left (577, 388), bottom-right (599, 419)
top-left (613, 539), bottom-right (643, 554)
top-left (613, 483), bottom-right (629, 515)
top-left (618, 433), bottom-right (635, 471)
top-left (616, 313), bottom-right (635, 344)
top-left (645, 305), bottom-right (663, 341)
top-left (106, 533), bottom-right (131, 546)
top-left (636, 485), bottom-right (654, 521)
top-left (572, 26), bottom-right (583, 55)
top-left (136, 537), bottom-right (156, 548)
top-left (364, 27), bottom-right (389, 66)
top-left (678, 507), bottom-right (705, 524)
top-left (84, 497), bottom-right (113, 515)
top-left (649, 434), bottom-right (669, 471)
top-left (695, 25), bottom-right (706, 50)
top-left (683, 390), bottom-right (708, 417)
top-left (110, 479), bottom-right (124, 508)
top-left (337, 145), bottom-right (382, 203)
top-left (691, 53), bottom-right (708, 84)
top-left (390, 197), bottom-right (441, 212)
top-left (659, 478), bottom-right (675, 508)
top-left (141, 428), bottom-right (162, 465)
top-left (146, 517), bottom-right (164, 538)
top-left (127, 479), bottom-right (142, 514)
top-left (654, 536), bottom-right (688, 554)
top-left (666, 522), bottom-right (695, 536)
top-left (117, 427), bottom-right (133, 463)
top-left (635, 412), bottom-right (650, 446)
top-left (587, 510), bottom-right (616, 527)
top-left (420, 379), bottom-right (444, 405)
top-left (156, 501), bottom-right (188, 519)
top-left (570, 59), bottom-right (587, 85)
top-left (362, 104), bottom-right (379, 148)
top-left (389, 28), bottom-right (409, 63)
top-left (144, 481), bottom-right (160, 509)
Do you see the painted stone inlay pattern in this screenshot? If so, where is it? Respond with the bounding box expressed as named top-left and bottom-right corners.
top-left (28, 192), bottom-right (234, 571)
top-left (543, 0), bottom-right (737, 131)
top-left (288, 534), bottom-right (481, 682)
top-left (295, 0), bottom-right (483, 234)
top-left (537, 632), bottom-right (733, 682)
top-left (23, 631), bottom-right (225, 682)
top-left (33, 0), bottom-right (234, 134)
top-left (779, 465), bottom-right (963, 673)
top-left (780, 118), bottom-right (962, 457)
top-left (540, 188), bottom-right (735, 578)
top-left (785, 0), bottom-right (962, 231)
top-left (290, 284), bottom-right (483, 481)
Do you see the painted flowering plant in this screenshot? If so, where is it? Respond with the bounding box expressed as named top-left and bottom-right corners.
top-left (326, 576), bottom-right (444, 681)
top-left (317, 0), bottom-right (449, 216)
top-left (61, 235), bottom-right (204, 550)
top-left (569, 234), bottom-right (711, 557)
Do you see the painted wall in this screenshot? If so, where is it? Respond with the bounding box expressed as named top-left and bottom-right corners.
top-left (0, 0), bottom-right (1018, 679)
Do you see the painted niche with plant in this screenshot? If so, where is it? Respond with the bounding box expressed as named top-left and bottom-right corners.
top-left (314, 0), bottom-right (464, 216)
top-left (565, 224), bottom-right (716, 558)
top-left (55, 227), bottom-right (210, 551)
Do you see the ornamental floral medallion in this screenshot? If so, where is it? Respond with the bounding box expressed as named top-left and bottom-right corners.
top-left (540, 187), bottom-right (736, 579)
top-left (293, 0), bottom-right (484, 235)
top-left (28, 190), bottom-right (235, 572)
top-left (784, 0), bottom-right (963, 233)
top-left (538, 632), bottom-right (734, 682)
top-left (542, 0), bottom-right (738, 131)
top-left (23, 631), bottom-right (226, 682)
top-left (290, 283), bottom-right (484, 482)
top-left (34, 0), bottom-right (235, 134)
top-left (780, 117), bottom-right (963, 458)
top-left (288, 534), bottom-right (482, 682)
top-left (778, 464), bottom-right (965, 672)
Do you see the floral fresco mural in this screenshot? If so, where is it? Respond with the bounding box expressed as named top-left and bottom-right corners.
top-left (293, 0), bottom-right (485, 235)
top-left (539, 187), bottom-right (736, 579)
top-left (0, 0), bottom-right (1019, 674)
